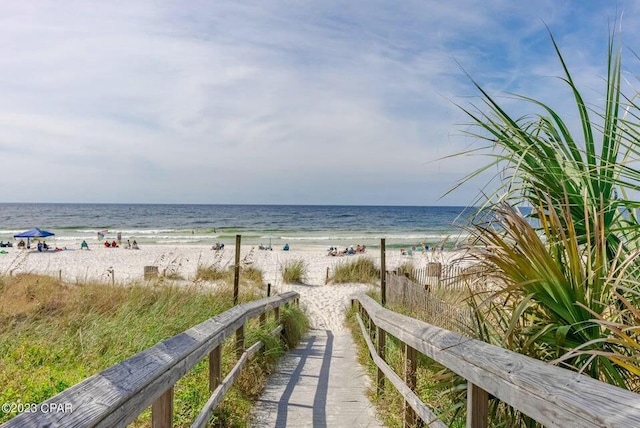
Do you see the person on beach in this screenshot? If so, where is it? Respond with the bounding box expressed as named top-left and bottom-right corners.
top-left (132, 240), bottom-right (139, 250)
top-left (80, 240), bottom-right (89, 250)
top-left (17, 240), bottom-right (25, 249)
top-left (111, 240), bottom-right (118, 248)
top-left (282, 243), bottom-right (289, 251)
top-left (117, 232), bottom-right (122, 245)
top-left (126, 239), bottom-right (131, 249)
top-left (104, 241), bottom-right (111, 248)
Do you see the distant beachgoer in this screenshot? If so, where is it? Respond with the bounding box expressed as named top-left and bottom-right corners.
top-left (283, 243), bottom-right (289, 251)
top-left (132, 240), bottom-right (139, 250)
top-left (126, 239), bottom-right (131, 249)
top-left (37, 242), bottom-right (43, 252)
top-left (117, 232), bottom-right (122, 245)
top-left (17, 239), bottom-right (25, 249)
top-left (81, 240), bottom-right (89, 250)
top-left (43, 241), bottom-right (49, 250)
top-left (111, 240), bottom-right (118, 248)
top-left (104, 241), bottom-right (111, 248)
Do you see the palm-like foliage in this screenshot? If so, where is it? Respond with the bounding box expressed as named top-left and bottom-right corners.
top-left (469, 202), bottom-right (636, 388)
top-left (456, 27), bottom-right (640, 391)
top-left (456, 29), bottom-right (640, 261)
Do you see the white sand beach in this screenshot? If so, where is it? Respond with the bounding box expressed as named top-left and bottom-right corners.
top-left (0, 243), bottom-right (467, 329)
top-left (0, 244), bottom-right (464, 285)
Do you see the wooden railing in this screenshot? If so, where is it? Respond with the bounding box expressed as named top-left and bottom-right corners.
top-left (2, 291), bottom-right (300, 428)
top-left (353, 293), bottom-right (640, 428)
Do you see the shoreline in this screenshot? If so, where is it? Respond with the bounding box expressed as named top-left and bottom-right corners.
top-left (0, 243), bottom-right (470, 286)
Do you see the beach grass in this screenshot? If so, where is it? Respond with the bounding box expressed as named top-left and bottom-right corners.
top-left (329, 257), bottom-right (379, 284)
top-left (281, 259), bottom-right (308, 284)
top-left (0, 272), bottom-right (306, 426)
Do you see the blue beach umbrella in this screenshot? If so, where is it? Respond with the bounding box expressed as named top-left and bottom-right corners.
top-left (14, 228), bottom-right (55, 248)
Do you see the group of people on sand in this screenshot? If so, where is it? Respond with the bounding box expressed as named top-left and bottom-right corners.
top-left (327, 244), bottom-right (366, 256)
top-left (102, 239), bottom-right (139, 249)
top-left (258, 243), bottom-right (290, 251)
top-left (0, 241), bottom-right (13, 248)
top-left (400, 244), bottom-right (430, 256)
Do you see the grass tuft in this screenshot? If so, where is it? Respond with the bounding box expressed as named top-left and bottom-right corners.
top-left (329, 257), bottom-right (379, 284)
top-left (282, 259), bottom-right (308, 284)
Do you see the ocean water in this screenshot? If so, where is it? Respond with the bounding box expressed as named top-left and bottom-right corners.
top-left (0, 204), bottom-right (477, 249)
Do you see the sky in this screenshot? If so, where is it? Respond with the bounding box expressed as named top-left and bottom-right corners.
top-left (1, 1), bottom-right (639, 206)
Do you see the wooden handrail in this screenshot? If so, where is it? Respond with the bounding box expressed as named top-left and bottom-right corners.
top-left (354, 293), bottom-right (640, 428)
top-left (2, 291), bottom-right (299, 428)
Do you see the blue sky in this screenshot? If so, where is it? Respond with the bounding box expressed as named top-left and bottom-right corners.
top-left (1, 1), bottom-right (638, 205)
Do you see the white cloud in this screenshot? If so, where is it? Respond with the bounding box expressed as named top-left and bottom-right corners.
top-left (0, 1), bottom-right (637, 205)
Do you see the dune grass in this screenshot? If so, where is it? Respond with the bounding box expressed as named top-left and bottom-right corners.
top-left (282, 259), bottom-right (308, 284)
top-left (0, 273), bottom-right (307, 426)
top-left (329, 257), bottom-right (380, 284)
top-left (345, 299), bottom-right (466, 427)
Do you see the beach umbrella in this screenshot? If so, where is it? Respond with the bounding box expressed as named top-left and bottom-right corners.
top-left (14, 228), bottom-right (55, 248)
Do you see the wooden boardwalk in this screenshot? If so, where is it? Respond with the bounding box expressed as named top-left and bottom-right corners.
top-left (251, 329), bottom-right (382, 427)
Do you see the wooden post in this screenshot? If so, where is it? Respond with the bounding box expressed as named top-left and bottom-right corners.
top-left (236, 324), bottom-right (245, 359)
top-left (381, 238), bottom-right (386, 306)
top-left (267, 282), bottom-right (271, 297)
top-left (259, 311), bottom-right (266, 328)
top-left (58, 269), bottom-right (62, 282)
top-left (274, 306), bottom-right (280, 322)
top-left (233, 234), bottom-right (241, 305)
top-left (110, 269), bottom-right (115, 286)
top-left (377, 325), bottom-right (386, 397)
top-left (325, 266), bottom-right (330, 284)
top-left (404, 344), bottom-right (418, 427)
top-left (152, 386), bottom-right (173, 428)
top-left (209, 346), bottom-right (221, 392)
top-left (144, 265), bottom-right (159, 280)
top-left (467, 383), bottom-right (489, 428)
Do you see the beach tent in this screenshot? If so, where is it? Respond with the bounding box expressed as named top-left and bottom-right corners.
top-left (14, 228), bottom-right (55, 248)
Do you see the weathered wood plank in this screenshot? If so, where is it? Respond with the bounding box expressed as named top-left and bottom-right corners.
top-left (377, 325), bottom-right (386, 396)
top-left (466, 383), bottom-right (488, 428)
top-left (236, 324), bottom-right (245, 358)
top-left (356, 294), bottom-right (640, 428)
top-left (404, 344), bottom-right (418, 428)
top-left (356, 313), bottom-right (447, 428)
top-left (152, 386), bottom-right (173, 428)
top-left (2, 292), bottom-right (299, 428)
top-left (192, 324), bottom-right (284, 428)
top-left (209, 346), bottom-right (221, 393)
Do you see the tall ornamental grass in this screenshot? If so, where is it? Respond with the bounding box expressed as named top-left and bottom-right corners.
top-left (456, 26), bottom-right (640, 394)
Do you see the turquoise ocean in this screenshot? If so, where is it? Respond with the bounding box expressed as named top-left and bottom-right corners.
top-left (0, 204), bottom-right (477, 249)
